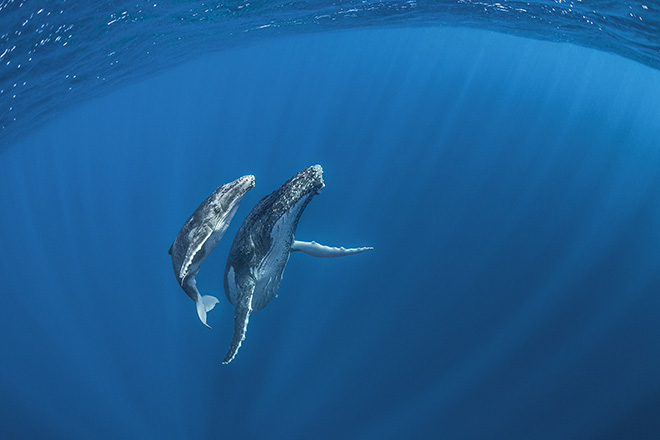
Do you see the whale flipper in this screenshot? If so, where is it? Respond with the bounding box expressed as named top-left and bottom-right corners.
top-left (223, 287), bottom-right (254, 364)
top-left (291, 240), bottom-right (373, 257)
top-left (179, 224), bottom-right (214, 281)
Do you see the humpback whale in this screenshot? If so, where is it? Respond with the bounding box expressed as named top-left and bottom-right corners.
top-left (169, 175), bottom-right (255, 328)
top-left (223, 165), bottom-right (372, 364)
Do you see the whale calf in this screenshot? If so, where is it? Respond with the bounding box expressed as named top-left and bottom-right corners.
top-left (223, 165), bottom-right (372, 364)
top-left (169, 175), bottom-right (255, 328)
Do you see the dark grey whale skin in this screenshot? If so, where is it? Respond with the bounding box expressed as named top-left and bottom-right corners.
top-left (223, 165), bottom-right (324, 363)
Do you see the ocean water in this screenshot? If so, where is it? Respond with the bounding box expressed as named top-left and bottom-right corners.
top-left (2, 1), bottom-right (660, 439)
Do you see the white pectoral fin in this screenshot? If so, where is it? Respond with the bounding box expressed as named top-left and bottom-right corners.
top-left (223, 292), bottom-right (253, 364)
top-left (179, 224), bottom-right (214, 281)
top-left (291, 240), bottom-right (373, 258)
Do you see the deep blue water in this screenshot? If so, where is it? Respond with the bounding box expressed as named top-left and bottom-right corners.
top-left (2, 2), bottom-right (660, 440)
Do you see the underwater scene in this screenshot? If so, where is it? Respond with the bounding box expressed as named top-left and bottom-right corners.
top-left (1, 1), bottom-right (660, 439)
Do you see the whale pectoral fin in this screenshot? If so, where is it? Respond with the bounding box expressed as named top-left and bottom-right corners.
top-left (291, 240), bottom-right (373, 258)
top-left (223, 290), bottom-right (254, 364)
top-left (179, 224), bottom-right (214, 281)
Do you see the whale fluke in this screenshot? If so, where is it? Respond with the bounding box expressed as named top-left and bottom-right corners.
top-left (291, 240), bottom-right (373, 257)
top-left (196, 294), bottom-right (220, 329)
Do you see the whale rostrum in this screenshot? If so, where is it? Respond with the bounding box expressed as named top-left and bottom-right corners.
top-left (222, 165), bottom-right (372, 364)
top-left (169, 175), bottom-right (255, 328)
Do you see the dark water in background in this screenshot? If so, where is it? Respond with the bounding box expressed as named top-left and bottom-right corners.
top-left (2, 2), bottom-right (660, 440)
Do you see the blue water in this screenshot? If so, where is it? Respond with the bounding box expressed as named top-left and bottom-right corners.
top-left (1, 0), bottom-right (659, 146)
top-left (2, 2), bottom-right (660, 439)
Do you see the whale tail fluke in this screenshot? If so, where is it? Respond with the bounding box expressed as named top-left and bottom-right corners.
top-left (223, 294), bottom-right (253, 364)
top-left (196, 295), bottom-right (219, 329)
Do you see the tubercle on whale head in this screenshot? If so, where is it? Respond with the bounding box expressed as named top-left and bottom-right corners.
top-left (310, 164), bottom-right (325, 194)
top-left (237, 174), bottom-right (256, 190)
top-left (278, 165), bottom-right (324, 199)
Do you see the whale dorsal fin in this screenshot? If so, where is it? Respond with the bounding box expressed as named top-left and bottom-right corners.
top-left (291, 240), bottom-right (373, 257)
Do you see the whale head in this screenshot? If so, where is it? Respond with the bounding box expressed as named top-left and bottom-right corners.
top-left (308, 164), bottom-right (325, 195)
top-left (285, 164), bottom-right (324, 198)
top-left (229, 174), bottom-right (256, 196)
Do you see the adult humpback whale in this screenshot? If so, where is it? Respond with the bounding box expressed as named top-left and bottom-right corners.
top-left (169, 175), bottom-right (255, 328)
top-left (223, 165), bottom-right (372, 364)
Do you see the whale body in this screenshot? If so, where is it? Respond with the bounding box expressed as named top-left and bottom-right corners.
top-left (169, 175), bottom-right (255, 328)
top-left (222, 165), bottom-right (372, 364)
